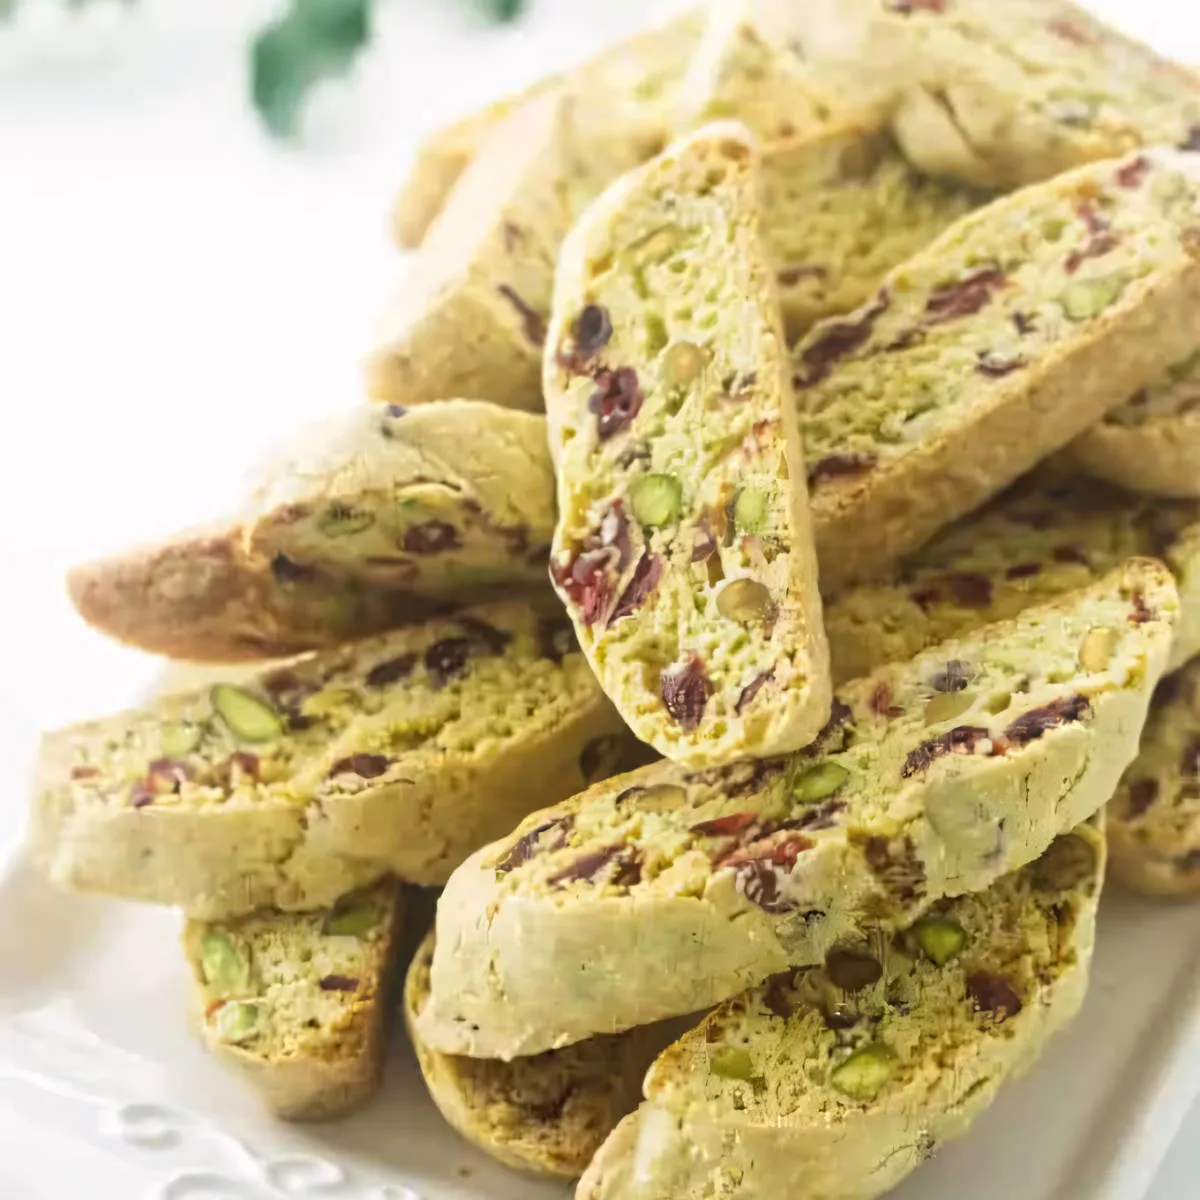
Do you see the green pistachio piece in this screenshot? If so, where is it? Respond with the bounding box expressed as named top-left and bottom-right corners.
top-left (327, 589), bottom-right (365, 634)
top-left (210, 684), bottom-right (283, 743)
top-left (1078, 626), bottom-right (1117, 672)
top-left (717, 578), bottom-right (775, 624)
top-left (913, 917), bottom-right (967, 966)
top-left (923, 690), bottom-right (975, 726)
top-left (323, 897), bottom-right (378, 938)
top-left (212, 1000), bottom-right (262, 1044)
top-left (200, 931), bottom-right (251, 994)
top-left (792, 761), bottom-right (850, 804)
top-left (629, 474), bottom-right (683, 528)
top-left (710, 1046), bottom-right (756, 1081)
top-left (627, 783), bottom-right (689, 813)
top-left (317, 504), bottom-right (375, 538)
top-left (160, 723), bottom-right (201, 759)
top-left (1059, 275), bottom-right (1126, 321)
top-left (661, 341), bottom-right (706, 390)
top-left (830, 1042), bottom-right (897, 1100)
top-left (732, 487), bottom-right (769, 534)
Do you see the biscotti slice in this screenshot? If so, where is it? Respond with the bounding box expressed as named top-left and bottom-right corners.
top-left (794, 148), bottom-right (1200, 590)
top-left (1108, 662), bottom-right (1200, 897)
top-left (66, 402), bottom-right (555, 662)
top-left (32, 599), bottom-right (647, 918)
top-left (545, 123), bottom-right (830, 766)
top-left (826, 470), bottom-right (1200, 683)
top-left (391, 12), bottom-right (703, 249)
top-left (579, 820), bottom-right (1104, 1200)
top-left (759, 124), bottom-right (985, 342)
top-left (791, 0), bottom-right (1200, 190)
top-left (1068, 346), bottom-right (1200, 499)
top-left (416, 562), bottom-right (1175, 1058)
top-left (184, 879), bottom-right (403, 1120)
top-left (404, 933), bottom-right (687, 1177)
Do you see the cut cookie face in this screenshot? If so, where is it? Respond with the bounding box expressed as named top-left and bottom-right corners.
top-left (794, 148), bottom-right (1200, 590)
top-left (404, 933), bottom-right (688, 1177)
top-left (183, 878), bottom-right (404, 1121)
top-left (416, 562), bottom-right (1175, 1059)
top-left (545, 122), bottom-right (830, 767)
top-left (1109, 661), bottom-right (1200, 897)
top-left (66, 402), bottom-right (556, 663)
top-left (1068, 346), bottom-right (1200, 499)
top-left (31, 599), bottom-right (647, 917)
top-left (789, 0), bottom-right (1200, 190)
top-left (579, 820), bottom-right (1105, 1200)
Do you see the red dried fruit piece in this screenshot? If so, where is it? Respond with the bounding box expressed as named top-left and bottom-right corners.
top-left (888, 0), bottom-right (945, 11)
top-left (807, 452), bottom-right (878, 486)
top-left (130, 785), bottom-right (155, 809)
top-left (147, 759), bottom-right (190, 790)
top-left (611, 553), bottom-right (663, 623)
top-left (975, 351), bottom-right (1027, 377)
top-left (1051, 544), bottom-right (1090, 566)
top-left (402, 521), bottom-right (461, 555)
top-left (1126, 778), bottom-right (1159, 818)
top-left (777, 264), bottom-right (829, 286)
top-left (794, 292), bottom-right (890, 387)
top-left (365, 653), bottom-right (418, 689)
top-left (572, 305), bottom-right (613, 354)
top-left (902, 725), bottom-right (993, 777)
top-left (1116, 155), bottom-right (1152, 189)
top-left (1065, 202), bottom-right (1119, 274)
top-left (1012, 311), bottom-right (1037, 335)
top-left (727, 830), bottom-right (814, 870)
top-left (493, 815), bottom-right (575, 876)
top-left (547, 843), bottom-right (641, 889)
top-left (924, 268), bottom-right (1006, 324)
top-left (70, 765), bottom-right (100, 781)
top-left (270, 553), bottom-right (316, 584)
top-left (424, 638), bottom-right (473, 687)
top-left (661, 656), bottom-right (713, 731)
top-left (1004, 694), bottom-right (1091, 748)
top-left (1005, 563), bottom-right (1042, 580)
top-left (329, 753), bottom-right (392, 780)
top-left (537, 617), bottom-right (578, 662)
top-left (691, 515), bottom-right (719, 563)
top-left (967, 971), bottom-right (1023, 1021)
top-left (691, 810), bottom-right (760, 837)
top-left (1129, 589), bottom-right (1153, 625)
top-left (589, 367), bottom-right (644, 440)
top-left (736, 669), bottom-right (774, 715)
top-left (384, 404), bottom-right (407, 419)
top-left (1047, 16), bottom-right (1094, 43)
top-left (912, 571), bottom-right (994, 611)
top-left (318, 975), bottom-right (360, 992)
top-left (226, 751), bottom-right (260, 781)
top-left (496, 284), bottom-right (546, 347)
top-left (869, 681), bottom-right (905, 718)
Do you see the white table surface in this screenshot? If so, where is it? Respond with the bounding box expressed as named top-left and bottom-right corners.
top-left (0, 1), bottom-right (1197, 1195)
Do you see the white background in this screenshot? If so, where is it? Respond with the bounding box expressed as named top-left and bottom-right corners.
top-left (0, 0), bottom-right (1197, 1195)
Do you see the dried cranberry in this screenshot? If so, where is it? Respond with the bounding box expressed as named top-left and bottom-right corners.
top-left (329, 753), bottom-right (392, 780)
top-left (1116, 155), bottom-right (1152, 189)
top-left (807, 452), bottom-right (878, 486)
top-left (70, 765), bottom-right (100, 781)
top-left (929, 660), bottom-right (972, 693)
top-left (691, 810), bottom-right (760, 837)
top-left (794, 292), bottom-right (889, 387)
top-left (547, 843), bottom-right (641, 889)
top-left (365, 654), bottom-right (417, 689)
top-left (424, 638), bottom-right (473, 687)
top-left (147, 759), bottom-right (189, 789)
top-left (1047, 16), bottom-right (1093, 43)
top-left (538, 617), bottom-right (578, 662)
top-left (966, 971), bottom-right (1023, 1021)
top-left (1130, 589), bottom-right (1153, 625)
top-left (888, 0), bottom-right (945, 11)
top-left (902, 725), bottom-right (993, 777)
top-left (1005, 562), bottom-right (1042, 580)
top-left (494, 815), bottom-right (574, 876)
top-left (402, 521), bottom-right (461, 555)
top-left (777, 264), bottom-right (828, 286)
top-left (1065, 202), bottom-right (1118, 273)
top-left (869, 681), bottom-right (905, 718)
top-left (226, 751), bottom-right (260, 781)
top-left (270, 553), bottom-right (316, 584)
top-left (736, 669), bottom-right (774, 715)
top-left (572, 305), bottom-right (613, 354)
top-left (661, 657), bottom-right (713, 731)
top-left (318, 975), bottom-right (359, 992)
top-left (553, 551), bottom-right (613, 627)
top-left (976, 351), bottom-right (1027, 377)
top-left (1012, 311), bottom-right (1036, 335)
top-left (1126, 778), bottom-right (1159, 818)
top-left (912, 571), bottom-right (994, 611)
top-left (727, 830), bottom-right (813, 870)
top-left (130, 785), bottom-right (155, 809)
top-left (384, 404), bottom-right (406, 418)
top-left (611, 553), bottom-right (663, 623)
top-left (924, 268), bottom-right (1006, 324)
top-left (457, 615), bottom-right (512, 655)
top-left (1004, 694), bottom-right (1091, 748)
top-left (1051, 544), bottom-right (1090, 566)
top-left (691, 517), bottom-right (719, 563)
top-left (496, 284), bottom-right (545, 346)
top-left (589, 367), bottom-right (644, 440)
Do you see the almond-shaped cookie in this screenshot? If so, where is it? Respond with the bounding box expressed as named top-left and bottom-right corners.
top-left (404, 933), bottom-right (687, 1177)
top-left (391, 12), bottom-right (703, 249)
top-left (67, 402), bottom-right (555, 662)
top-left (795, 148), bottom-right (1200, 590)
top-left (545, 123), bottom-right (830, 767)
top-left (416, 562), bottom-right (1174, 1058)
top-left (1068, 346), bottom-right (1200, 499)
top-left (183, 879), bottom-right (404, 1120)
top-left (32, 600), bottom-right (647, 918)
top-left (825, 470), bottom-right (1200, 684)
top-left (579, 821), bottom-right (1104, 1200)
top-left (791, 0), bottom-right (1200, 190)
top-left (1109, 662), bottom-right (1200, 897)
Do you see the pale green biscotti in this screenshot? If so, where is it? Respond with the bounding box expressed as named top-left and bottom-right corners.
top-left (825, 469), bottom-right (1200, 684)
top-left (1068, 346), bottom-right (1200, 499)
top-left (32, 599), bottom-right (648, 918)
top-left (65, 401), bottom-right (557, 663)
top-left (404, 933), bottom-right (689, 1178)
top-left (795, 147), bottom-right (1200, 590)
top-left (789, 0), bottom-right (1200, 190)
top-left (184, 878), bottom-right (404, 1121)
top-left (579, 820), bottom-right (1104, 1200)
top-left (544, 122), bottom-right (831, 767)
top-left (1108, 660), bottom-right (1200, 897)
top-left (417, 561), bottom-right (1175, 1059)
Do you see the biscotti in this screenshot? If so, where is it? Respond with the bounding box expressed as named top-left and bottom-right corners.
top-left (404, 933), bottom-right (686, 1177)
top-left (391, 12), bottom-right (704, 249)
top-left (32, 599), bottom-right (646, 918)
top-left (790, 0), bottom-right (1200, 190)
top-left (794, 148), bottom-right (1200, 590)
top-left (66, 402), bottom-right (555, 662)
top-left (184, 878), bottom-right (404, 1121)
top-left (1109, 661), bottom-right (1200, 897)
top-left (416, 562), bottom-right (1175, 1058)
top-left (759, 124), bottom-right (984, 342)
top-left (1068, 347), bottom-right (1200, 499)
top-left (825, 470), bottom-right (1200, 684)
top-left (545, 123), bottom-right (830, 766)
top-left (579, 821), bottom-right (1104, 1200)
